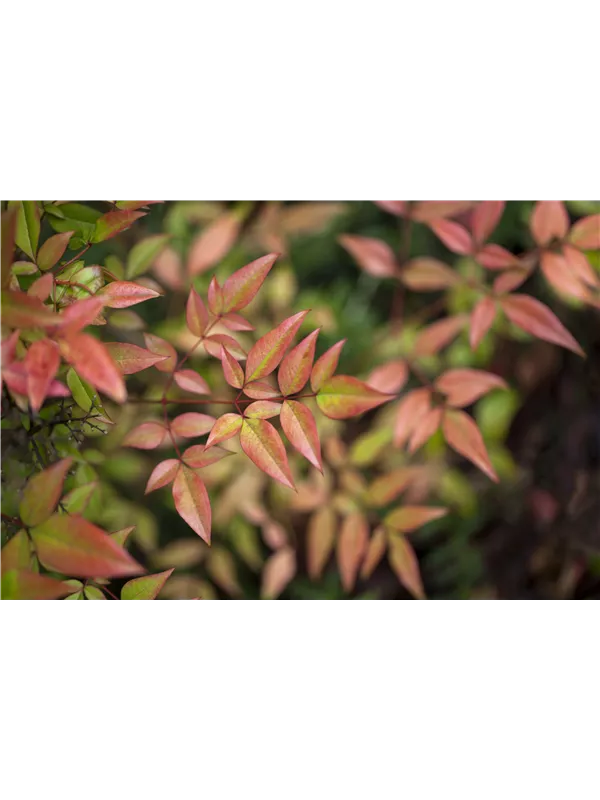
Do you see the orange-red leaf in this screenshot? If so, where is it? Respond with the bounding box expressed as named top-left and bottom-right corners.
top-left (221, 312), bottom-right (254, 332)
top-left (316, 375), bottom-right (390, 420)
top-left (493, 269), bottom-right (529, 295)
top-left (121, 568), bottom-right (174, 600)
top-left (375, 201), bottom-right (408, 216)
top-left (105, 342), bottom-right (168, 374)
top-left (384, 505), bottom-right (447, 533)
top-left (207, 276), bottom-right (224, 314)
top-left (186, 287), bottom-right (209, 336)
top-left (243, 380), bottom-right (280, 399)
top-left (30, 513), bottom-right (142, 577)
top-left (339, 234), bottom-right (399, 278)
top-left (388, 536), bottom-right (425, 599)
top-left (145, 459), bottom-right (180, 494)
top-left (143, 333), bottom-right (177, 372)
top-left (173, 369), bottom-right (210, 394)
top-left (205, 413), bottom-right (243, 448)
top-left (245, 400), bottom-right (282, 419)
top-left (27, 273), bottom-right (54, 301)
top-left (470, 201), bottom-right (505, 245)
top-left (413, 315), bottom-right (466, 356)
top-left (337, 511), bottom-right (369, 592)
top-left (171, 412), bottom-right (215, 438)
top-left (401, 258), bottom-right (459, 290)
top-left (172, 465), bottom-right (211, 543)
top-left (123, 422), bottom-right (167, 449)
top-left (307, 507), bottom-right (336, 580)
top-left (562, 245), bottom-right (600, 288)
top-left (187, 213), bottom-right (240, 276)
top-left (470, 296), bottom-right (496, 349)
top-left (366, 359), bottom-right (408, 393)
top-left (280, 400), bottom-right (322, 471)
top-left (393, 388), bottom-right (432, 447)
top-left (278, 328), bottom-right (319, 395)
top-left (540, 251), bottom-right (590, 302)
top-left (240, 418), bottom-right (295, 489)
top-left (310, 339), bottom-right (346, 392)
top-left (366, 468), bottom-right (418, 507)
top-left (476, 243), bottom-right (518, 270)
top-left (24, 339), bottom-right (59, 411)
top-left (93, 210), bottom-right (145, 242)
top-left (220, 347), bottom-right (244, 388)
top-left (530, 201), bottom-right (569, 246)
top-left (245, 310), bottom-right (309, 382)
top-left (36, 232), bottom-right (74, 271)
top-left (59, 333), bottom-right (126, 402)
top-left (204, 334), bottom-right (246, 360)
top-left (99, 280), bottom-right (160, 308)
top-left (411, 201), bottom-right (476, 223)
top-left (182, 444), bottom-right (232, 468)
top-left (500, 294), bottom-right (584, 356)
top-left (568, 214), bottom-right (600, 250)
top-left (55, 297), bottom-right (105, 336)
top-left (436, 368), bottom-right (507, 407)
top-left (1, 290), bottom-right (58, 329)
top-left (19, 457), bottom-right (73, 527)
top-left (222, 253), bottom-right (278, 312)
top-left (1, 569), bottom-right (73, 600)
top-left (408, 407), bottom-right (443, 453)
top-left (261, 547), bottom-right (296, 599)
top-left (442, 409), bottom-right (498, 482)
top-left (428, 219), bottom-right (473, 254)
top-left (360, 526), bottom-right (388, 579)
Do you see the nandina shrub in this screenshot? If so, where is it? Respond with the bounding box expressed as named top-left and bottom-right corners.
top-left (1, 200), bottom-right (598, 599)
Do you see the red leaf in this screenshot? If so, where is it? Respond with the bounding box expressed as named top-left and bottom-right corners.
top-left (240, 418), bottom-right (295, 489)
top-left (411, 201), bottom-right (476, 223)
top-left (568, 214), bottom-right (600, 250)
top-left (375, 201), bottom-right (408, 217)
top-left (436, 368), bottom-right (507, 407)
top-left (24, 339), bottom-right (59, 411)
top-left (388, 536), bottom-right (425, 598)
top-left (307, 507), bottom-right (336, 579)
top-left (123, 422), bottom-right (167, 449)
top-left (55, 297), bottom-right (105, 336)
top-left (476, 243), bottom-right (518, 270)
top-left (316, 375), bottom-right (390, 420)
top-left (470, 201), bottom-right (505, 245)
top-left (366, 467), bottom-right (420, 507)
top-left (36, 232), bottom-right (74, 271)
top-left (105, 342), bottom-right (168, 374)
top-left (562, 245), bottom-right (600, 288)
top-left (121, 568), bottom-right (174, 600)
top-left (401, 258), bottom-right (459, 290)
top-left (529, 201), bottom-right (569, 246)
top-left (280, 400), bottom-right (322, 471)
top-left (384, 505), bottom-right (447, 533)
top-left (310, 339), bottom-right (346, 392)
top-left (171, 412), bottom-right (215, 438)
top-left (245, 310), bottom-right (309, 382)
top-left (470, 296), bottom-right (496, 349)
top-left (59, 333), bottom-right (126, 402)
top-left (222, 253), bottom-right (279, 312)
top-left (182, 444), bottom-right (232, 468)
top-left (208, 277), bottom-right (223, 314)
top-left (205, 413), bottom-right (243, 448)
top-left (221, 312), bottom-right (254, 332)
top-left (278, 328), bottom-right (319, 395)
top-left (408, 407), bottom-right (443, 453)
top-left (27, 273), bottom-right (54, 301)
top-left (204, 334), bottom-right (246, 360)
top-left (366, 360), bottom-right (408, 393)
top-left (261, 547), bottom-right (296, 599)
top-left (245, 400), bottom-right (282, 419)
top-left (30, 513), bottom-right (142, 578)
top-left (243, 380), bottom-right (280, 399)
top-left (337, 511), bottom-right (369, 592)
top-left (428, 219), bottom-right (473, 254)
top-left (339, 234), bottom-right (399, 278)
top-left (220, 346), bottom-right (245, 388)
top-left (1, 330), bottom-right (19, 366)
top-left (143, 333), bottom-right (177, 372)
top-left (1, 569), bottom-right (73, 600)
top-left (540, 251), bottom-right (591, 302)
top-left (413, 315), bottom-right (466, 356)
top-left (187, 213), bottom-right (240, 276)
top-left (172, 465), bottom-right (211, 543)
top-left (19, 457), bottom-right (73, 527)
top-left (442, 409), bottom-right (498, 481)
top-left (173, 369), bottom-right (210, 394)
top-left (493, 269), bottom-right (529, 295)
top-left (393, 388), bottom-right (432, 447)
top-left (1, 290), bottom-right (57, 329)
top-left (99, 280), bottom-right (160, 308)
top-left (145, 459), bottom-right (180, 494)
top-left (500, 294), bottom-right (584, 356)
top-left (186, 287), bottom-right (209, 336)
top-left (93, 210), bottom-right (146, 242)
top-left (116, 201), bottom-right (162, 210)
top-left (360, 526), bottom-right (388, 579)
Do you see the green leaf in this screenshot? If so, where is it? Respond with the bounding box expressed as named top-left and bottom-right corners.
top-left (66, 368), bottom-right (105, 413)
top-left (121, 568), bottom-right (174, 599)
top-left (9, 201), bottom-right (41, 260)
top-left (84, 586), bottom-right (106, 600)
top-left (47, 203), bottom-right (102, 242)
top-left (126, 234), bottom-right (170, 279)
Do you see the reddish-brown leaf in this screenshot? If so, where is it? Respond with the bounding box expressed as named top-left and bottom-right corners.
top-left (55, 297), bottom-right (105, 336)
top-left (413, 315), bottom-right (466, 356)
top-left (24, 339), bottom-right (60, 411)
top-left (243, 380), bottom-right (280, 399)
top-left (436, 368), bottom-right (507, 407)
top-left (401, 258), bottom-right (459, 290)
top-left (186, 287), bottom-right (209, 336)
top-left (121, 568), bottom-right (174, 600)
top-left (245, 310), bottom-right (309, 382)
top-left (99, 280), bottom-right (160, 308)
top-left (173, 369), bottom-right (210, 394)
top-left (540, 251), bottom-right (591, 302)
top-left (31, 513), bottom-right (142, 578)
top-left (93, 210), bottom-right (146, 242)
top-left (428, 219), bottom-right (473, 254)
top-left (568, 214), bottom-right (600, 250)
top-left (245, 400), bottom-right (282, 419)
top-left (393, 388), bottom-right (432, 448)
top-left (1, 569), bottom-right (73, 600)
top-left (307, 507), bottom-right (336, 579)
top-left (339, 234), bottom-right (399, 278)
top-left (204, 334), bottom-right (246, 360)
top-left (470, 201), bottom-right (505, 245)
top-left (208, 276), bottom-right (224, 315)
top-left (36, 232), bottom-right (74, 271)
top-left (27, 273), bottom-right (54, 301)
top-left (19, 457), bottom-right (73, 527)
top-left (530, 201), bottom-right (569, 246)
top-left (280, 400), bottom-right (322, 471)
top-left (310, 339), bottom-right (346, 392)
top-left (365, 468), bottom-right (418, 507)
top-left (388, 536), bottom-right (425, 598)
top-left (222, 253), bottom-right (279, 312)
top-left (182, 444), bottom-right (232, 468)
top-left (172, 465), bottom-right (211, 543)
top-left (476, 243), bottom-right (518, 270)
top-left (384, 505), bottom-right (448, 533)
top-left (220, 347), bottom-right (244, 388)
top-left (59, 333), bottom-right (126, 402)
top-left (360, 526), bottom-right (388, 579)
top-left (145, 460), bottom-right (180, 494)
top-left (187, 213), bottom-right (240, 276)
top-left (408, 407), bottom-right (443, 453)
top-left (500, 294), bottom-right (584, 356)
top-left (171, 412), bottom-right (216, 438)
top-left (221, 312), bottom-right (254, 332)
top-left (105, 342), bottom-right (168, 374)
top-left (562, 245), bottom-right (600, 288)
top-left (261, 547), bottom-right (296, 599)
top-left (143, 333), bottom-right (177, 372)
top-left (470, 296), bottom-right (497, 349)
top-left (1, 290), bottom-right (58, 329)
top-left (123, 421), bottom-right (167, 449)
top-left (337, 511), bottom-right (369, 592)
top-left (493, 269), bottom-right (530, 295)
top-left (316, 375), bottom-right (390, 420)
top-left (366, 360), bottom-right (408, 393)
top-left (205, 413), bottom-right (243, 448)
top-left (278, 328), bottom-right (319, 395)
top-left (411, 201), bottom-right (476, 223)
top-left (443, 409), bottom-right (498, 481)
top-left (240, 417), bottom-right (295, 489)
